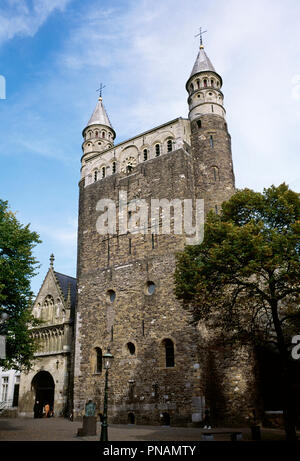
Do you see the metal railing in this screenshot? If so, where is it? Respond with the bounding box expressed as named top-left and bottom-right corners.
top-left (0, 399), bottom-right (13, 412)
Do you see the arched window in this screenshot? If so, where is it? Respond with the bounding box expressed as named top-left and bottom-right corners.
top-left (127, 342), bottom-right (136, 355)
top-left (102, 131), bottom-right (105, 139)
top-left (143, 149), bottom-right (148, 161)
top-left (211, 79), bottom-right (214, 87)
top-left (95, 131), bottom-right (98, 138)
top-left (155, 144), bottom-right (160, 157)
top-left (167, 140), bottom-right (172, 152)
top-left (190, 83), bottom-right (194, 93)
top-left (197, 120), bottom-right (202, 129)
top-left (204, 79), bottom-right (207, 88)
top-left (210, 135), bottom-right (214, 148)
top-left (196, 79), bottom-right (200, 89)
top-left (212, 166), bottom-right (219, 182)
top-left (94, 170), bottom-right (98, 182)
top-left (95, 348), bottom-right (102, 373)
top-left (102, 167), bottom-right (106, 178)
top-left (107, 289), bottom-right (116, 303)
top-left (89, 131), bottom-right (92, 138)
top-left (162, 339), bottom-right (175, 368)
top-left (112, 161), bottom-right (116, 174)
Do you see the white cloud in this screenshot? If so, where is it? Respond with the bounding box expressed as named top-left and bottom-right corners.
top-left (0, 0), bottom-right (71, 46)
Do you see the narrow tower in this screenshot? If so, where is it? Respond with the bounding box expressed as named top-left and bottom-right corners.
top-left (187, 40), bottom-right (235, 214)
top-left (81, 97), bottom-right (116, 162)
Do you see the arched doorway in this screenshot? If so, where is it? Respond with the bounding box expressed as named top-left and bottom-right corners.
top-left (128, 412), bottom-right (135, 424)
top-left (161, 412), bottom-right (170, 426)
top-left (31, 371), bottom-right (55, 415)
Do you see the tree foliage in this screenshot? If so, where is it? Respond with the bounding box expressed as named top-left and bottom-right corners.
top-left (174, 184), bottom-right (300, 439)
top-left (0, 199), bottom-right (41, 371)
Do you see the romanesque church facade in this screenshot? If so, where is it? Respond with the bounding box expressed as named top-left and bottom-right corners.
top-left (72, 43), bottom-right (259, 426)
top-left (19, 43), bottom-right (261, 425)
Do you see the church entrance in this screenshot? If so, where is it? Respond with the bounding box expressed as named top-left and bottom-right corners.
top-left (31, 371), bottom-right (55, 416)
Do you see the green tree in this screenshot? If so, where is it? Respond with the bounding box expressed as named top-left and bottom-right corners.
top-left (174, 184), bottom-right (300, 440)
top-left (0, 199), bottom-right (41, 371)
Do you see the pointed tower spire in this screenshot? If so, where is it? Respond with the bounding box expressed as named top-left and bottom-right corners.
top-left (50, 254), bottom-right (54, 269)
top-left (186, 36), bottom-right (224, 122)
top-left (82, 94), bottom-right (116, 160)
top-left (87, 97), bottom-right (114, 131)
top-left (187, 35), bottom-right (235, 217)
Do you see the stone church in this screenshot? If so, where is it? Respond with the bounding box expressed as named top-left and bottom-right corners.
top-left (18, 255), bottom-right (76, 417)
top-left (19, 41), bottom-right (262, 425)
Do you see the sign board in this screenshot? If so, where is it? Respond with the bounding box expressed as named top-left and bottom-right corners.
top-left (0, 335), bottom-right (6, 359)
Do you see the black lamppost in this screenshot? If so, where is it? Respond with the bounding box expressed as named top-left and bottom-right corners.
top-left (100, 347), bottom-right (114, 442)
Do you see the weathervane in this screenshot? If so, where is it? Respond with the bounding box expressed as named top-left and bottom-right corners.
top-left (195, 27), bottom-right (207, 48)
top-left (96, 83), bottom-right (106, 98)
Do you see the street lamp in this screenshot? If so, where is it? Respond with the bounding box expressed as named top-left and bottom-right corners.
top-left (100, 347), bottom-right (114, 442)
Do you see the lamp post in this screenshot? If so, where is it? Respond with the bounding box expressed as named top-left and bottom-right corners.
top-left (100, 347), bottom-right (114, 441)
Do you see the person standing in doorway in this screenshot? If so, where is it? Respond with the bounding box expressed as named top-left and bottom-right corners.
top-left (44, 403), bottom-right (50, 418)
top-left (33, 401), bottom-right (40, 418)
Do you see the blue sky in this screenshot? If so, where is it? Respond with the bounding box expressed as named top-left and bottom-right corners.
top-left (0, 0), bottom-right (299, 295)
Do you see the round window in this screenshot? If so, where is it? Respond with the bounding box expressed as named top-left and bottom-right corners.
top-left (146, 281), bottom-right (156, 295)
top-left (107, 290), bottom-right (116, 303)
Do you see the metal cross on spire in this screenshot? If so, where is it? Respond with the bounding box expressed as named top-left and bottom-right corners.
top-left (195, 27), bottom-right (207, 47)
top-left (96, 83), bottom-right (106, 98)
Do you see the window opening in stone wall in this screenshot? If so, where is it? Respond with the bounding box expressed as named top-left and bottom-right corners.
top-left (95, 131), bottom-right (98, 138)
top-left (112, 161), bottom-right (116, 174)
top-left (215, 205), bottom-right (218, 214)
top-left (163, 338), bottom-right (175, 368)
top-left (107, 290), bottom-right (116, 303)
top-left (102, 131), bottom-right (105, 138)
top-left (1, 377), bottom-right (9, 401)
top-left (94, 170), bottom-right (98, 182)
top-left (129, 238), bottom-right (132, 254)
top-left (102, 167), bottom-right (106, 178)
top-left (212, 166), bottom-right (218, 182)
top-left (211, 105), bottom-right (214, 113)
top-left (146, 281), bottom-right (156, 295)
top-left (155, 144), bottom-right (160, 157)
top-left (210, 135), bottom-right (214, 148)
top-left (111, 326), bottom-right (114, 342)
top-left (152, 234), bottom-right (155, 249)
top-left (142, 320), bottom-right (145, 336)
top-left (143, 149), bottom-right (148, 161)
top-left (127, 342), bottom-right (136, 355)
top-left (197, 120), bottom-right (202, 129)
top-left (167, 140), bottom-right (172, 152)
top-left (204, 79), bottom-right (207, 87)
top-left (95, 347), bottom-right (102, 373)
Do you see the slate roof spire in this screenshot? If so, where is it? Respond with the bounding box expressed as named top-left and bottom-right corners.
top-left (190, 45), bottom-right (216, 78)
top-left (86, 96), bottom-right (114, 131)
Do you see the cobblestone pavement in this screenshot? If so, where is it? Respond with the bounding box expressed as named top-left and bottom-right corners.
top-left (0, 417), bottom-right (297, 441)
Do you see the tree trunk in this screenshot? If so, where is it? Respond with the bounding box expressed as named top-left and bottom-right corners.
top-left (270, 298), bottom-right (298, 440)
